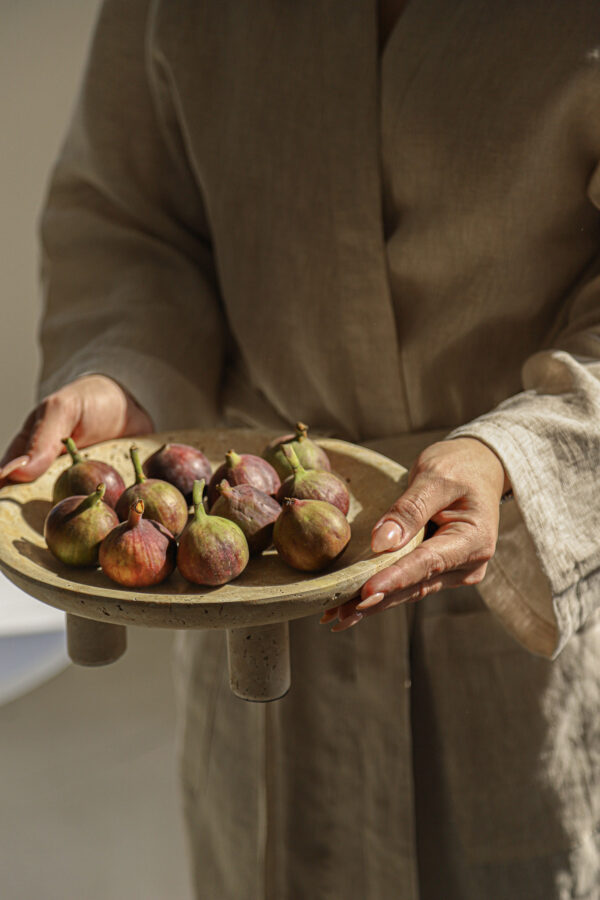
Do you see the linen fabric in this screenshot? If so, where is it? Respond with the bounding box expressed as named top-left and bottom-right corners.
top-left (38, 1), bottom-right (600, 896)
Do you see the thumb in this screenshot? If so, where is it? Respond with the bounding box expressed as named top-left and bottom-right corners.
top-left (371, 471), bottom-right (463, 553)
top-left (0, 397), bottom-right (79, 485)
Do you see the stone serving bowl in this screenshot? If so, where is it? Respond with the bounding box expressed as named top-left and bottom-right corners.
top-left (0, 429), bottom-right (421, 701)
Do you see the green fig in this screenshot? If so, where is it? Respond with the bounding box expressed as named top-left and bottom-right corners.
top-left (262, 422), bottom-right (331, 480)
top-left (177, 480), bottom-right (250, 585)
top-left (44, 483), bottom-right (119, 567)
top-left (116, 445), bottom-right (189, 537)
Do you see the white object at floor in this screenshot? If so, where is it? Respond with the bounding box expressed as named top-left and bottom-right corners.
top-left (0, 570), bottom-right (69, 706)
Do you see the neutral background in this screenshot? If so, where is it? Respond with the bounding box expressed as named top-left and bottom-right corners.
top-left (1, 3), bottom-right (193, 897)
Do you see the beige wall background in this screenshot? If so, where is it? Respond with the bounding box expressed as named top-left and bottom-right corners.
top-left (0, 0), bottom-right (99, 449)
top-left (0, 4), bottom-right (194, 897)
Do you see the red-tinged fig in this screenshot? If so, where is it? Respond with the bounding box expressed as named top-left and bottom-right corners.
top-left (210, 480), bottom-right (281, 555)
top-left (52, 437), bottom-right (126, 508)
top-left (115, 445), bottom-right (188, 537)
top-left (207, 449), bottom-right (280, 507)
top-left (262, 422), bottom-right (331, 480)
top-left (273, 497), bottom-right (351, 572)
top-left (276, 445), bottom-right (350, 515)
top-left (177, 480), bottom-right (249, 585)
top-left (99, 498), bottom-right (176, 587)
top-left (44, 483), bottom-right (119, 567)
top-left (142, 443), bottom-right (212, 504)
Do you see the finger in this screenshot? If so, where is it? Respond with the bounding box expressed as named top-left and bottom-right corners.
top-left (362, 524), bottom-right (490, 602)
top-left (319, 592), bottom-right (360, 625)
top-left (1, 396), bottom-right (78, 484)
top-left (0, 455), bottom-right (30, 481)
top-left (371, 471), bottom-right (464, 553)
top-left (360, 566), bottom-right (485, 617)
top-left (319, 607), bottom-right (339, 625)
top-left (330, 611), bottom-right (363, 633)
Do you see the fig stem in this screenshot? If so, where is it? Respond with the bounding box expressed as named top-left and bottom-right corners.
top-left (225, 449), bottom-right (242, 469)
top-left (73, 483), bottom-right (106, 516)
top-left (295, 422), bottom-right (309, 442)
top-left (282, 444), bottom-right (303, 474)
top-left (127, 499), bottom-right (144, 528)
top-left (130, 445), bottom-right (146, 485)
top-left (63, 437), bottom-right (82, 465)
top-left (217, 479), bottom-right (232, 496)
top-left (192, 479), bottom-right (207, 519)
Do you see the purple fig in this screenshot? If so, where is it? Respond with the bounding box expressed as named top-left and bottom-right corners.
top-left (207, 449), bottom-right (280, 507)
top-left (210, 480), bottom-right (281, 555)
top-left (44, 483), bottom-right (119, 567)
top-left (276, 445), bottom-right (350, 515)
top-left (52, 437), bottom-right (126, 508)
top-left (115, 445), bottom-right (188, 537)
top-left (262, 422), bottom-right (331, 480)
top-left (273, 497), bottom-right (351, 572)
top-left (177, 480), bottom-right (249, 585)
top-left (142, 443), bottom-right (212, 504)
top-left (99, 498), bottom-right (176, 587)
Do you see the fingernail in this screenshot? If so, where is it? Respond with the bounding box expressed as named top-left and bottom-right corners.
top-left (331, 612), bottom-right (363, 633)
top-left (356, 591), bottom-right (385, 611)
top-left (320, 608), bottom-right (338, 625)
top-left (372, 521), bottom-right (403, 552)
top-left (0, 455), bottom-right (30, 478)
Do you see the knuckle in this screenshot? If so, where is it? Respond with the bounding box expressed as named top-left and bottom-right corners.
top-left (425, 548), bottom-right (446, 579)
top-left (394, 492), bottom-right (429, 527)
top-left (462, 563), bottom-right (489, 586)
top-left (466, 530), bottom-right (496, 565)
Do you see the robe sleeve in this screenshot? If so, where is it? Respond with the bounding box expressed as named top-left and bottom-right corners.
top-left (38, 0), bottom-right (226, 431)
top-left (447, 164), bottom-right (600, 659)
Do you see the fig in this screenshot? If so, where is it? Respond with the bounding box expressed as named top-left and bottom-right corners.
top-left (142, 443), bottom-right (212, 504)
top-left (207, 449), bottom-right (280, 507)
top-left (177, 480), bottom-right (249, 585)
top-left (276, 445), bottom-right (350, 515)
top-left (115, 445), bottom-right (188, 537)
top-left (262, 422), bottom-right (331, 480)
top-left (52, 437), bottom-right (126, 508)
top-left (210, 480), bottom-right (281, 555)
top-left (273, 497), bottom-right (351, 572)
top-left (44, 483), bottom-right (119, 567)
top-left (99, 498), bottom-right (176, 587)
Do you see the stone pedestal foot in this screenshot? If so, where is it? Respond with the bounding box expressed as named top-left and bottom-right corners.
top-left (66, 613), bottom-right (127, 666)
top-left (227, 621), bottom-right (291, 702)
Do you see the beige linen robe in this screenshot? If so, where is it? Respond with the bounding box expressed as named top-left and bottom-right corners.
top-left (38, 1), bottom-right (600, 897)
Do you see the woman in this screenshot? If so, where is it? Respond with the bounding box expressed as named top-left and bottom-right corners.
top-left (3, 1), bottom-right (600, 896)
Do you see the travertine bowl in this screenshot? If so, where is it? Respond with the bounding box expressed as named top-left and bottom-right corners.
top-left (0, 429), bottom-right (422, 630)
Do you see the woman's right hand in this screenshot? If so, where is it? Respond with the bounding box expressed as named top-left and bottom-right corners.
top-left (0, 374), bottom-right (154, 487)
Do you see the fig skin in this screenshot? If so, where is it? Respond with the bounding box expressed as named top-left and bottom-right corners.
top-left (263, 422), bottom-right (331, 480)
top-left (116, 445), bottom-right (189, 537)
top-left (52, 437), bottom-right (126, 509)
top-left (99, 499), bottom-right (176, 587)
top-left (276, 445), bottom-right (350, 515)
top-left (44, 483), bottom-right (119, 567)
top-left (273, 497), bottom-right (351, 572)
top-left (207, 450), bottom-right (281, 507)
top-left (210, 480), bottom-right (281, 555)
top-left (178, 480), bottom-right (249, 586)
top-left (142, 443), bottom-right (212, 504)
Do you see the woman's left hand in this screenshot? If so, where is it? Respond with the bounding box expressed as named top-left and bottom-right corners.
top-left (321, 437), bottom-right (510, 631)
